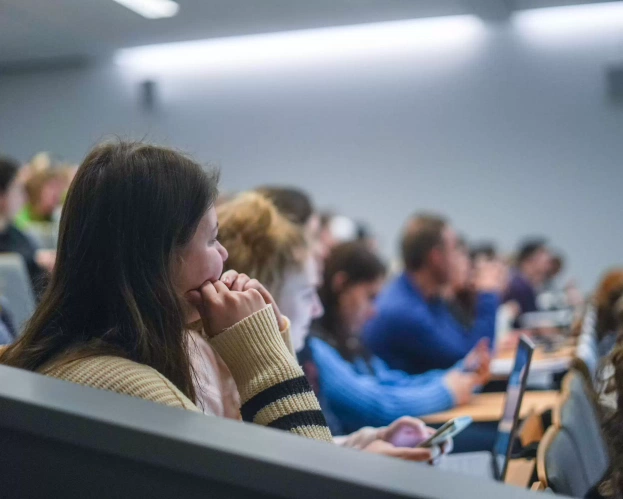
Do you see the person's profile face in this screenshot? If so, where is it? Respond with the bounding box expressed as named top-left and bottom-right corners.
top-left (434, 226), bottom-right (457, 285)
top-left (305, 213), bottom-right (331, 273)
top-left (278, 255), bottom-right (324, 353)
top-left (532, 248), bottom-right (552, 284)
top-left (175, 207), bottom-right (229, 323)
top-left (337, 277), bottom-right (384, 336)
top-left (1, 179), bottom-right (25, 220)
top-left (38, 178), bottom-right (64, 216)
top-left (450, 245), bottom-right (472, 291)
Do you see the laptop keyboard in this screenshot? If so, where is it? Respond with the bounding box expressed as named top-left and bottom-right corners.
top-left (439, 453), bottom-right (494, 479)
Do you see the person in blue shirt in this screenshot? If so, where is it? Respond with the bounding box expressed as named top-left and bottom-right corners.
top-left (363, 213), bottom-right (504, 375)
top-left (310, 241), bottom-right (491, 435)
top-left (218, 191), bottom-right (457, 461)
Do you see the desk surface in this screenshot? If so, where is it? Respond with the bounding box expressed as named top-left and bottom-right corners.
top-left (505, 459), bottom-right (536, 488)
top-left (494, 344), bottom-right (575, 362)
top-left (421, 391), bottom-right (559, 425)
top-left (491, 345), bottom-right (575, 378)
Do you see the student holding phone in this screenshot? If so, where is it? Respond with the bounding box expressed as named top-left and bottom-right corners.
top-left (309, 242), bottom-right (491, 435)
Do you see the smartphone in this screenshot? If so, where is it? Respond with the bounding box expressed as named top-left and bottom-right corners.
top-left (417, 416), bottom-right (473, 448)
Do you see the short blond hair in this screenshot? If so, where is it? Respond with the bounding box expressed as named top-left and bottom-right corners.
top-left (217, 192), bottom-right (307, 296)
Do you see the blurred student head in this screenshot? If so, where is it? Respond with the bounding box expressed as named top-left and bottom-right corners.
top-left (256, 186), bottom-right (329, 272)
top-left (445, 237), bottom-right (479, 328)
top-left (319, 242), bottom-right (386, 344)
top-left (546, 252), bottom-right (565, 281)
top-left (470, 243), bottom-right (497, 263)
top-left (594, 269), bottom-right (623, 340)
top-left (0, 156), bottom-right (25, 222)
top-left (23, 168), bottom-right (66, 220)
top-left (449, 236), bottom-right (473, 296)
top-left (602, 299), bottom-right (623, 498)
top-left (516, 238), bottom-right (551, 287)
top-left (318, 211), bottom-right (337, 255)
top-left (218, 192), bottom-right (323, 352)
top-left (401, 213), bottom-right (457, 287)
top-left (1, 141), bottom-right (224, 402)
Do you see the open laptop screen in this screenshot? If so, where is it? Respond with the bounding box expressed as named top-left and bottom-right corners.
top-left (492, 336), bottom-right (535, 480)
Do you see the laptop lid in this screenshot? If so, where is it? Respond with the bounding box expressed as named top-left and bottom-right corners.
top-left (491, 335), bottom-right (535, 481)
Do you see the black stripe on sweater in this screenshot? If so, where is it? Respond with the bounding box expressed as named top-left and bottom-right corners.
top-left (240, 376), bottom-right (313, 422)
top-left (267, 410), bottom-right (328, 432)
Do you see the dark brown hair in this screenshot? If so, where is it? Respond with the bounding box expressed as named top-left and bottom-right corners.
top-left (516, 238), bottom-right (548, 267)
top-left (255, 186), bottom-right (314, 227)
top-left (0, 156), bottom-right (20, 194)
top-left (603, 333), bottom-right (623, 498)
top-left (317, 242), bottom-right (386, 362)
top-left (217, 192), bottom-right (307, 297)
top-left (595, 269), bottom-right (623, 342)
top-left (0, 141), bottom-right (219, 402)
top-left (400, 213), bottom-right (447, 272)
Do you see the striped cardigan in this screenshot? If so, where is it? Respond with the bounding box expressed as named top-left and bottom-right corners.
top-left (40, 306), bottom-right (332, 442)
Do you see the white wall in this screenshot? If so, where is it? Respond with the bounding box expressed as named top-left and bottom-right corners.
top-left (1, 14), bottom-right (622, 290)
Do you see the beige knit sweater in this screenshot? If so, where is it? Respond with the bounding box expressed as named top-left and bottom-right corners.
top-left (39, 306), bottom-right (332, 442)
top-left (188, 321), bottom-right (385, 449)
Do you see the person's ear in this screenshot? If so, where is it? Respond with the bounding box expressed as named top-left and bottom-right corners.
top-left (331, 271), bottom-right (349, 294)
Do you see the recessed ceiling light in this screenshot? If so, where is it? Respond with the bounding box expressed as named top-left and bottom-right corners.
top-left (115, 15), bottom-right (485, 74)
top-left (513, 1), bottom-right (623, 38)
top-left (113, 0), bottom-right (179, 19)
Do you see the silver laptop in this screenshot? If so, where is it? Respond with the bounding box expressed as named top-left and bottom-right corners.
top-left (438, 336), bottom-right (535, 481)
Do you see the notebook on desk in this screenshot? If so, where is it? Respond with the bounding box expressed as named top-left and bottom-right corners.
top-left (438, 336), bottom-right (535, 481)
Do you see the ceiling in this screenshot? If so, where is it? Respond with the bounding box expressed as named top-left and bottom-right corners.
top-left (0, 0), bottom-right (619, 67)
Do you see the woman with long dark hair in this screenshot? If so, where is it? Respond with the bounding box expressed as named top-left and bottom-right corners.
top-left (0, 141), bottom-right (331, 442)
top-left (309, 242), bottom-right (490, 434)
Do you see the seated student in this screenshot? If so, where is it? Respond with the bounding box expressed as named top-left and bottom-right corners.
top-left (192, 192), bottom-right (446, 461)
top-left (597, 295), bottom-right (623, 414)
top-left (0, 156), bottom-right (49, 295)
top-left (363, 213), bottom-right (503, 374)
top-left (503, 238), bottom-right (552, 327)
top-left (469, 242), bottom-right (497, 262)
top-left (538, 251), bottom-right (583, 312)
top-left (14, 156), bottom-right (66, 231)
top-left (593, 269), bottom-right (623, 357)
top-left (255, 186), bottom-right (329, 269)
top-left (445, 236), bottom-right (476, 329)
top-left (0, 141), bottom-right (332, 443)
top-left (310, 242), bottom-right (491, 434)
top-left (596, 317), bottom-right (623, 499)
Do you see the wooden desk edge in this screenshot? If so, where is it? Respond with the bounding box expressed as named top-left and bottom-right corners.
top-left (421, 391), bottom-right (559, 425)
top-left (505, 459), bottom-right (536, 488)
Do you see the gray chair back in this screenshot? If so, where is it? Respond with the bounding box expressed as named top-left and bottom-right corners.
top-left (541, 425), bottom-right (591, 497)
top-left (0, 253), bottom-right (36, 331)
top-left (576, 334), bottom-right (599, 383)
top-left (561, 374), bottom-right (609, 487)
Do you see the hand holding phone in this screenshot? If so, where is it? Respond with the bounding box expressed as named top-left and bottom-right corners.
top-left (417, 416), bottom-right (473, 448)
top-left (382, 417), bottom-right (430, 448)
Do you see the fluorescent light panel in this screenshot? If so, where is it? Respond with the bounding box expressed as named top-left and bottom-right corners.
top-left (115, 15), bottom-right (485, 74)
top-left (113, 0), bottom-right (179, 19)
top-left (513, 1), bottom-right (623, 35)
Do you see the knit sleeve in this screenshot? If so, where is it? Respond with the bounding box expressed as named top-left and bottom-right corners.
top-left (209, 306), bottom-right (332, 442)
top-left (279, 316), bottom-right (295, 357)
top-left (41, 356), bottom-right (200, 412)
